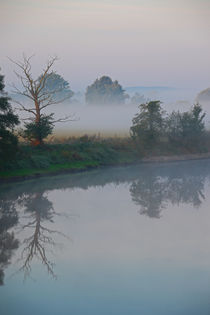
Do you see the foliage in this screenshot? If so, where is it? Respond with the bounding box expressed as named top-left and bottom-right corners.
top-left (166, 103), bottom-right (206, 151)
top-left (85, 76), bottom-right (129, 105)
top-left (22, 115), bottom-right (54, 145)
top-left (130, 101), bottom-right (207, 155)
top-left (130, 101), bottom-right (165, 151)
top-left (38, 72), bottom-right (74, 102)
top-left (0, 72), bottom-right (19, 169)
top-left (0, 136), bottom-right (138, 176)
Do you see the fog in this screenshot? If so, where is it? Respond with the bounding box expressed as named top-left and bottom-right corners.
top-left (1, 0), bottom-right (210, 91)
top-left (2, 0), bottom-right (210, 138)
top-left (13, 86), bottom-right (210, 138)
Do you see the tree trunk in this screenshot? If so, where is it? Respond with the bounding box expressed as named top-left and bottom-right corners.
top-left (33, 99), bottom-right (43, 146)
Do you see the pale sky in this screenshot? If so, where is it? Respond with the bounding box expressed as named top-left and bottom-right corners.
top-left (0, 0), bottom-right (210, 91)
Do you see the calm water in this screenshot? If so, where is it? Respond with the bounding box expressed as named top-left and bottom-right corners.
top-left (1, 160), bottom-right (210, 315)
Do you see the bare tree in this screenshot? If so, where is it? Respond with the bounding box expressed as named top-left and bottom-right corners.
top-left (9, 55), bottom-right (75, 145)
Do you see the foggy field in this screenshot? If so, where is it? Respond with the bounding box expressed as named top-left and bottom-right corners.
top-left (7, 71), bottom-right (210, 139)
top-left (42, 101), bottom-right (210, 138)
top-left (52, 103), bottom-right (138, 137)
top-left (12, 86), bottom-right (210, 138)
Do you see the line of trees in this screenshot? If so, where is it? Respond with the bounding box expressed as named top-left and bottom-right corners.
top-left (130, 101), bottom-right (207, 154)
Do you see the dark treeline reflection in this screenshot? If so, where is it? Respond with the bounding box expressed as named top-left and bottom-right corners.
top-left (0, 193), bottom-right (19, 285)
top-left (130, 169), bottom-right (205, 218)
top-left (0, 159), bottom-right (210, 282)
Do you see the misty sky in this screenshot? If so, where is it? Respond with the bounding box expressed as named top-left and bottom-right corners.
top-left (1, 0), bottom-right (210, 91)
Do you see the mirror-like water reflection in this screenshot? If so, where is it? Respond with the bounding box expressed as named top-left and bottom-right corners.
top-left (1, 160), bottom-right (210, 314)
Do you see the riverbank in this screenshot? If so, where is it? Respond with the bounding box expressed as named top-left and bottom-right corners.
top-left (141, 152), bottom-right (210, 163)
top-left (1, 143), bottom-right (210, 182)
top-left (0, 137), bottom-right (137, 181)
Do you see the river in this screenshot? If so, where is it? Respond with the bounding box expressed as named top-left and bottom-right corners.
top-left (1, 160), bottom-right (210, 314)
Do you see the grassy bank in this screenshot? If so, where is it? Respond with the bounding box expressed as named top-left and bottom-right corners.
top-left (0, 136), bottom-right (138, 179)
top-left (1, 134), bottom-right (210, 181)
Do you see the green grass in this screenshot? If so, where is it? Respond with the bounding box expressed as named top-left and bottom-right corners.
top-left (1, 133), bottom-right (209, 180)
top-left (0, 136), bottom-right (138, 179)
top-left (0, 160), bottom-right (100, 178)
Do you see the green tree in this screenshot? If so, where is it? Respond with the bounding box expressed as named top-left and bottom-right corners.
top-left (167, 103), bottom-right (206, 151)
top-left (0, 72), bottom-right (19, 169)
top-left (130, 101), bottom-right (165, 151)
top-left (38, 72), bottom-right (74, 102)
top-left (85, 76), bottom-right (128, 105)
top-left (22, 114), bottom-right (54, 145)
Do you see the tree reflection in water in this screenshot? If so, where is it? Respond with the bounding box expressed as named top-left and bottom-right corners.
top-left (17, 192), bottom-right (68, 279)
top-left (0, 197), bottom-right (19, 285)
top-left (130, 175), bottom-right (167, 218)
top-left (130, 167), bottom-right (206, 218)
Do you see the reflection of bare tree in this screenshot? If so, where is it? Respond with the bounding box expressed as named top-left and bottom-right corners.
top-left (0, 199), bottom-right (19, 285)
top-left (18, 192), bottom-right (67, 279)
top-left (130, 171), bottom-right (205, 219)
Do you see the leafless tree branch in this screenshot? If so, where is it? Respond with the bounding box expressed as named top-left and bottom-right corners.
top-left (13, 100), bottom-right (36, 115)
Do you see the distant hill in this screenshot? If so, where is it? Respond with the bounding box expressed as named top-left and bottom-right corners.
top-left (197, 88), bottom-right (210, 103)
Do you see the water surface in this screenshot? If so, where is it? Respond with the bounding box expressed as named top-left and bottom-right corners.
top-left (1, 160), bottom-right (210, 314)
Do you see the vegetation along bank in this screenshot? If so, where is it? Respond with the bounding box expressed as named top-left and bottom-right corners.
top-left (1, 56), bottom-right (210, 181)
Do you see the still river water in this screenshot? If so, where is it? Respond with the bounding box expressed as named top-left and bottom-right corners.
top-left (1, 160), bottom-right (210, 315)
